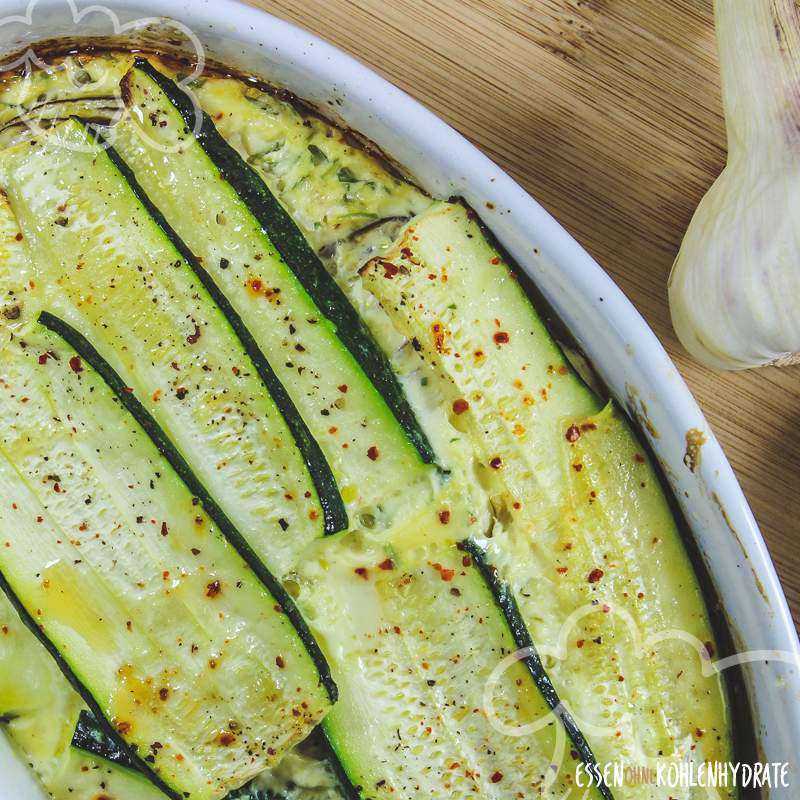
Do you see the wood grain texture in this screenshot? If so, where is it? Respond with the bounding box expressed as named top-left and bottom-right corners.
top-left (244, 0), bottom-right (799, 625)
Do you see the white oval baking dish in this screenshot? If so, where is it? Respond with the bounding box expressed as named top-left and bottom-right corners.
top-left (0, 1), bottom-right (797, 796)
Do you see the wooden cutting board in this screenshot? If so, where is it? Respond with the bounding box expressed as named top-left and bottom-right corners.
top-left (247, 0), bottom-right (800, 626)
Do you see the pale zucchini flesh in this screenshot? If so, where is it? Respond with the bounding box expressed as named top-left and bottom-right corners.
top-left (297, 536), bottom-right (585, 800)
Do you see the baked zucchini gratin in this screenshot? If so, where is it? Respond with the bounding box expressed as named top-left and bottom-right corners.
top-left (0, 54), bottom-right (737, 800)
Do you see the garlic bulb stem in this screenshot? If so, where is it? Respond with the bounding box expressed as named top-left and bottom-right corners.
top-left (668, 0), bottom-right (800, 369)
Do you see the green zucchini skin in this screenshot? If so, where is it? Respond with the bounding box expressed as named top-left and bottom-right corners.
top-left (38, 310), bottom-right (337, 705)
top-left (71, 712), bottom-right (285, 800)
top-left (0, 571), bottom-right (179, 800)
top-left (129, 58), bottom-right (435, 466)
top-left (71, 710), bottom-right (136, 770)
top-left (460, 539), bottom-right (614, 800)
top-left (74, 118), bottom-right (346, 537)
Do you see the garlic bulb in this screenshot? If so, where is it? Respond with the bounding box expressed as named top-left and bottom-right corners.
top-left (668, 0), bottom-right (800, 369)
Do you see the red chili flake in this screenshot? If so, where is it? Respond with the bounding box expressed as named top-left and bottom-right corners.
top-left (491, 771), bottom-right (504, 783)
top-left (576, 639), bottom-right (585, 648)
top-left (489, 456), bottom-right (502, 469)
top-left (637, 591), bottom-right (645, 599)
top-left (186, 324), bottom-right (201, 344)
top-left (581, 422), bottom-right (597, 432)
top-left (634, 453), bottom-right (646, 463)
top-left (432, 563), bottom-right (455, 582)
top-left (38, 353), bottom-right (49, 365)
top-left (158, 688), bottom-right (169, 701)
top-left (216, 732), bottom-right (236, 747)
top-left (338, 384), bottom-right (348, 393)
top-left (431, 322), bottom-right (446, 353)
top-left (378, 559), bottom-right (395, 571)
top-left (250, 278), bottom-right (263, 293)
top-left (53, 483), bottom-right (61, 493)
top-left (565, 424), bottom-right (581, 442)
top-left (354, 567), bottom-right (368, 580)
top-left (381, 260), bottom-right (399, 278)
top-left (493, 331), bottom-right (509, 345)
top-left (191, 548), bottom-right (201, 556)
top-left (438, 509), bottom-right (451, 524)
top-left (116, 721), bottom-right (131, 735)
top-left (702, 640), bottom-right (715, 660)
top-left (68, 356), bottom-right (83, 373)
top-left (452, 398), bottom-right (469, 415)
top-left (556, 566), bottom-right (568, 574)
top-left (462, 554), bottom-right (472, 567)
top-left (490, 256), bottom-right (501, 265)
top-left (367, 446), bottom-right (379, 461)
top-left (160, 522), bottom-right (169, 536)
top-left (276, 655), bottom-right (286, 669)
top-left (206, 580), bottom-right (222, 598)
top-left (618, 675), bottom-right (625, 682)
top-left (587, 568), bottom-right (604, 583)
top-left (175, 387), bottom-right (188, 400)
top-left (572, 463), bottom-right (583, 472)
top-left (14, 232), bottom-right (23, 241)
top-left (449, 762), bottom-right (461, 770)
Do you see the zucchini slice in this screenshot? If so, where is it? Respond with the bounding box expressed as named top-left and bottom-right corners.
top-left (361, 201), bottom-right (734, 796)
top-left (0, 321), bottom-right (333, 798)
top-left (123, 58), bottom-right (434, 466)
top-left (101, 61), bottom-right (435, 527)
top-left (298, 536), bottom-right (591, 800)
top-left (0, 118), bottom-right (338, 573)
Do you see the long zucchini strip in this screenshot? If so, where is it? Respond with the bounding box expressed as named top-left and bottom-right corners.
top-left (297, 535), bottom-right (585, 800)
top-left (99, 62), bottom-right (435, 529)
top-left (0, 322), bottom-right (333, 798)
top-left (361, 202), bottom-right (733, 798)
top-left (460, 539), bottom-right (611, 800)
top-left (128, 58), bottom-right (435, 466)
top-left (0, 118), bottom-right (334, 574)
top-left (39, 308), bottom-right (336, 706)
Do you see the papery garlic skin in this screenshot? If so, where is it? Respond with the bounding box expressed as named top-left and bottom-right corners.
top-left (668, 0), bottom-right (800, 369)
